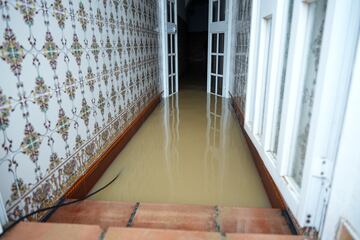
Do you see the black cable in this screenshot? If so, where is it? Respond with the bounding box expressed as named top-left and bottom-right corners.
top-left (0, 171), bottom-right (122, 237)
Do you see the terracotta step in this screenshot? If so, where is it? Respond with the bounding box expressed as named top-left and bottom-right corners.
top-left (48, 200), bottom-right (294, 235)
top-left (104, 227), bottom-right (305, 240)
top-left (2, 223), bottom-right (304, 240)
top-left (132, 203), bottom-right (291, 234)
top-left (48, 200), bottom-right (136, 229)
top-left (132, 202), bottom-right (216, 232)
top-left (1, 222), bottom-right (102, 240)
top-left (227, 233), bottom-right (305, 240)
top-left (219, 206), bottom-right (292, 234)
top-left (104, 227), bottom-right (221, 240)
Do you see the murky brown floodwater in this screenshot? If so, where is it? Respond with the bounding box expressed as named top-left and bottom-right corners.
top-left (90, 90), bottom-right (270, 208)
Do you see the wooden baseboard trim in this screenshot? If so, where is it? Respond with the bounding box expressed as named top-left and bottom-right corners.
top-left (230, 96), bottom-right (286, 210)
top-left (65, 94), bottom-right (162, 199)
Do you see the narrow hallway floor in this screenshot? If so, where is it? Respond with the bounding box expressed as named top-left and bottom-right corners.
top-left (90, 90), bottom-right (270, 208)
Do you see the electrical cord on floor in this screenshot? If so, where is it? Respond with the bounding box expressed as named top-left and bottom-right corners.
top-left (0, 171), bottom-right (122, 238)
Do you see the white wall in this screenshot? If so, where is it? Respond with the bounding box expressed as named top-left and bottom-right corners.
top-left (321, 38), bottom-right (360, 239)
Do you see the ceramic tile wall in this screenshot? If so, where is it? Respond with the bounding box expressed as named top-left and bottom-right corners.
top-left (0, 0), bottom-right (160, 220)
top-left (229, 0), bottom-right (251, 113)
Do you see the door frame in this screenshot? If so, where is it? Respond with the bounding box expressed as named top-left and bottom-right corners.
top-left (245, 0), bottom-right (360, 229)
top-left (207, 0), bottom-right (233, 98)
top-left (159, 0), bottom-right (179, 97)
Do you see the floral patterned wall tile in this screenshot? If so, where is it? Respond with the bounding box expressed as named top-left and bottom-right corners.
top-left (229, 0), bottom-right (252, 113)
top-left (0, 0), bottom-right (160, 221)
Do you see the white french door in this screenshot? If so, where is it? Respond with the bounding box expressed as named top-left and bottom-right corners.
top-left (161, 0), bottom-right (178, 97)
top-left (246, 0), bottom-right (360, 230)
top-left (207, 0), bottom-right (229, 97)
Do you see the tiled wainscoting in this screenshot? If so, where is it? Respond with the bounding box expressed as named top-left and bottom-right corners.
top-left (0, 0), bottom-right (161, 221)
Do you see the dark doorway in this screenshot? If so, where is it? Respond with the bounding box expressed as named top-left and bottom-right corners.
top-left (178, 0), bottom-right (209, 90)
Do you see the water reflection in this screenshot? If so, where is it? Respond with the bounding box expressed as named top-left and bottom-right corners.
top-left (90, 90), bottom-right (270, 208)
top-left (163, 94), bottom-right (180, 198)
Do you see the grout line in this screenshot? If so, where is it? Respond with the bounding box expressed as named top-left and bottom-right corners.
top-left (282, 209), bottom-right (299, 235)
top-left (98, 229), bottom-right (107, 240)
top-left (127, 202), bottom-right (140, 227)
top-left (214, 205), bottom-right (227, 239)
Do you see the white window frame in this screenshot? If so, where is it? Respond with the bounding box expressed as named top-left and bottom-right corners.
top-left (245, 0), bottom-right (360, 230)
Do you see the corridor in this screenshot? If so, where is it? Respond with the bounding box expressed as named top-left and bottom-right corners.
top-left (90, 90), bottom-right (270, 208)
top-left (1, 0), bottom-right (359, 238)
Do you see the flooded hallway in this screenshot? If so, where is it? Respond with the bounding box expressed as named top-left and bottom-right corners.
top-left (90, 90), bottom-right (270, 208)
top-left (1, 0), bottom-right (360, 239)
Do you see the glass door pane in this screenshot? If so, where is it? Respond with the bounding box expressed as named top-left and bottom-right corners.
top-left (257, 17), bottom-right (272, 138)
top-left (271, 0), bottom-right (295, 156)
top-left (290, 0), bottom-right (327, 187)
top-left (209, 33), bottom-right (225, 96)
top-left (212, 1), bottom-right (219, 22)
top-left (212, 0), bottom-right (226, 22)
top-left (208, 0), bottom-right (227, 97)
top-left (219, 0), bottom-right (225, 21)
top-left (166, 0), bottom-right (178, 96)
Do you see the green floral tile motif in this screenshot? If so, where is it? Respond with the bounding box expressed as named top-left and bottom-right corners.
top-left (86, 67), bottom-right (96, 92)
top-left (97, 91), bottom-right (106, 116)
top-left (42, 32), bottom-right (60, 70)
top-left (21, 123), bottom-right (42, 162)
top-left (91, 35), bottom-right (100, 63)
top-left (65, 71), bottom-right (76, 100)
top-left (56, 108), bottom-right (70, 141)
top-left (95, 9), bottom-right (104, 32)
top-left (0, 28), bottom-right (25, 76)
top-left (71, 34), bottom-right (83, 66)
top-left (80, 98), bottom-right (91, 126)
top-left (52, 0), bottom-right (67, 29)
top-left (77, 2), bottom-right (88, 31)
top-left (0, 88), bottom-right (11, 130)
top-left (33, 76), bottom-right (51, 112)
top-left (16, 0), bottom-right (36, 26)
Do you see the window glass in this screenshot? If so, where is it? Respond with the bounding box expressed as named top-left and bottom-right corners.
top-left (219, 0), bottom-right (226, 21)
top-left (213, 1), bottom-right (219, 22)
top-left (211, 75), bottom-right (216, 93)
top-left (218, 33), bottom-right (224, 53)
top-left (218, 56), bottom-right (224, 75)
top-left (217, 77), bottom-right (223, 95)
top-left (211, 55), bottom-right (217, 73)
top-left (290, 0), bottom-right (327, 186)
top-left (272, 0), bottom-right (295, 156)
top-left (167, 1), bottom-right (171, 22)
top-left (212, 34), bottom-right (217, 53)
